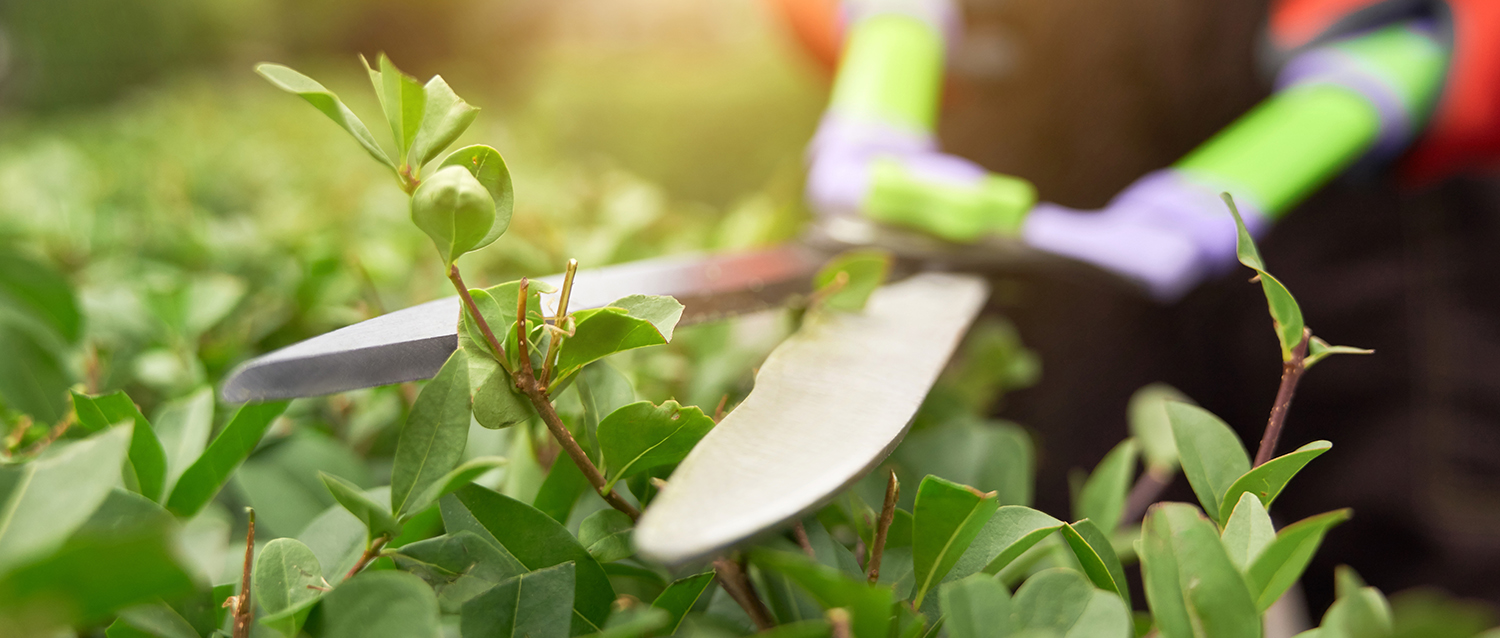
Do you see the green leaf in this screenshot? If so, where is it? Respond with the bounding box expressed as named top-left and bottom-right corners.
top-left (108, 602), bottom-right (199, 638)
top-left (813, 249), bottom-right (892, 312)
top-left (750, 548), bottom-right (894, 638)
top-left (1246, 509), bottom-right (1351, 611)
top-left (939, 573), bottom-right (1012, 638)
top-left (1220, 492), bottom-right (1275, 571)
top-left (911, 476), bottom-right (1000, 608)
top-left (319, 471), bottom-right (402, 541)
top-left (164, 400), bottom-right (289, 518)
top-left (949, 506), bottom-right (1062, 579)
top-left (472, 360), bottom-right (534, 429)
top-left (391, 349), bottom-right (472, 518)
top-left (579, 509), bottom-right (634, 563)
top-left (591, 606), bottom-right (671, 638)
top-left (895, 420), bottom-right (1035, 507)
top-left (254, 538), bottom-right (325, 638)
top-left (1166, 402), bottom-right (1250, 524)
top-left (1059, 519), bottom-right (1131, 609)
top-left (461, 562), bottom-right (577, 638)
top-left (0, 426), bottom-right (132, 573)
top-left (1128, 384), bottom-right (1188, 474)
top-left (363, 54), bottom-right (425, 165)
top-left (1318, 571), bottom-right (1393, 638)
top-left (1139, 503), bottom-right (1260, 638)
top-left (534, 453), bottom-right (590, 523)
top-left (152, 387), bottom-right (214, 498)
top-left (409, 75), bottom-right (479, 170)
top-left (441, 484), bottom-right (614, 633)
top-left (553, 296), bottom-right (684, 381)
top-left (0, 496), bottom-right (194, 626)
top-left (318, 571), bottom-right (441, 638)
top-left (1305, 337), bottom-right (1373, 368)
top-left (1011, 568), bottom-right (1132, 637)
top-left (72, 390), bottom-right (168, 502)
top-left (1223, 193), bottom-right (1305, 361)
top-left (299, 504), bottom-right (368, 584)
top-left (410, 165), bottom-right (496, 266)
top-left (255, 63), bottom-right (395, 170)
top-left (576, 361), bottom-right (635, 457)
top-left (651, 571), bottom-right (715, 634)
top-left (597, 400), bottom-right (713, 492)
top-left (403, 456), bottom-right (505, 522)
top-left (438, 144), bottom-right (514, 252)
top-left (0, 311), bottom-right (72, 423)
top-left (1074, 439), bottom-right (1138, 532)
top-left (1217, 440), bottom-right (1331, 523)
top-left (0, 251), bottom-right (80, 343)
top-left (392, 530), bottom-right (528, 613)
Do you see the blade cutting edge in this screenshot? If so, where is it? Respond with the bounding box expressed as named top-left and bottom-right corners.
top-left (633, 271), bottom-right (990, 565)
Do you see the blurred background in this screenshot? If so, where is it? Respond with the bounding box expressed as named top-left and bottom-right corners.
top-left (5, 0), bottom-right (1500, 626)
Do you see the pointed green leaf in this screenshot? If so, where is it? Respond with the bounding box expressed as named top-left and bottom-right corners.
top-left (318, 472), bottom-right (402, 540)
top-left (1223, 193), bottom-right (1304, 360)
top-left (652, 571), bottom-right (715, 634)
top-left (1128, 384), bottom-right (1188, 474)
top-left (896, 420), bottom-right (1035, 508)
top-left (1139, 503), bottom-right (1260, 638)
top-left (1318, 577), bottom-right (1393, 638)
top-left (576, 361), bottom-right (635, 457)
top-left (410, 74), bottom-right (477, 169)
top-left (813, 249), bottom-right (892, 312)
top-left (441, 485), bottom-right (614, 633)
top-left (554, 296), bottom-right (684, 380)
top-left (1218, 440), bottom-right (1331, 523)
top-left (461, 562), bottom-right (577, 638)
top-left (1221, 492), bottom-right (1275, 571)
top-left (591, 606), bottom-right (671, 638)
top-left (911, 476), bottom-right (1000, 607)
top-left (366, 54), bottom-right (425, 164)
top-left (1305, 337), bottom-right (1373, 368)
top-left (0, 426), bottom-right (132, 573)
top-left (472, 360), bottom-right (534, 429)
top-left (152, 387), bottom-right (214, 498)
top-left (1011, 568), bottom-right (1132, 638)
top-left (1166, 402), bottom-right (1250, 524)
top-left (402, 456), bottom-right (505, 521)
top-left (534, 452), bottom-right (590, 524)
top-left (945, 506), bottom-right (1062, 579)
top-left (72, 390), bottom-right (167, 502)
top-left (750, 548), bottom-right (894, 638)
top-left (1246, 509), bottom-right (1351, 611)
top-left (438, 144), bottom-right (514, 251)
top-left (108, 602), bottom-right (199, 638)
top-left (392, 530), bottom-right (528, 613)
top-left (1059, 519), bottom-right (1131, 609)
top-left (0, 251), bottom-right (81, 343)
top-left (597, 400), bottom-right (713, 492)
top-left (0, 312), bottom-right (72, 424)
top-left (1223, 193), bottom-right (1264, 271)
top-left (299, 505), bottom-right (367, 584)
top-left (391, 349), bottom-right (471, 518)
top-left (319, 571), bottom-right (441, 638)
top-left (1074, 439), bottom-right (1138, 532)
top-left (164, 400), bottom-right (288, 518)
top-left (579, 509), bottom-right (634, 563)
top-left (940, 573), bottom-right (1012, 638)
top-left (256, 63), bottom-right (395, 170)
top-left (254, 538), bottom-right (324, 638)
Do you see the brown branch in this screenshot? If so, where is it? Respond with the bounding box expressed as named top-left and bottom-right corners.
top-left (512, 278), bottom-right (641, 521)
top-left (19, 412), bottom-right (74, 457)
top-left (232, 509), bottom-right (256, 638)
top-left (828, 608), bottom-right (852, 638)
top-left (1254, 327), bottom-right (1311, 467)
top-left (793, 522), bottom-right (816, 558)
top-left (1121, 466), bottom-right (1173, 527)
top-left (448, 264), bottom-right (507, 366)
top-left (344, 535), bottom-right (391, 582)
top-left (868, 470), bottom-right (900, 584)
top-left (712, 555), bottom-right (776, 631)
top-left (542, 259), bottom-right (578, 387)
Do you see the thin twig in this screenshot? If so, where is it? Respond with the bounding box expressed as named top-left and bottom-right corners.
top-left (542, 259), bottom-right (578, 387)
top-left (793, 521), bottom-right (816, 558)
top-left (713, 395), bottom-right (729, 423)
top-left (232, 509), bottom-right (256, 638)
top-left (512, 278), bottom-right (641, 521)
top-left (868, 470), bottom-right (900, 584)
top-left (447, 264), bottom-right (508, 367)
top-left (712, 555), bottom-right (776, 631)
top-left (1121, 467), bottom-right (1173, 527)
top-left (828, 608), bottom-right (852, 638)
top-left (19, 412), bottom-right (74, 458)
top-left (1254, 327), bottom-right (1312, 467)
top-left (344, 535), bottom-right (391, 582)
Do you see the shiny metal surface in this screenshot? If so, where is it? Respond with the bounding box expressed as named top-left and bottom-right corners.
top-left (633, 272), bottom-right (991, 565)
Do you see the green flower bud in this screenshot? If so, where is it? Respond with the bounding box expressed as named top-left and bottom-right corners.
top-left (410, 165), bottom-right (496, 265)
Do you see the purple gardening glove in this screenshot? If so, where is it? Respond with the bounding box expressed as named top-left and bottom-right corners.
top-left (1021, 169), bottom-right (1270, 301)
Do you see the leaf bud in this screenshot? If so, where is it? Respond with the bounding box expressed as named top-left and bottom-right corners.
top-left (410, 165), bottom-right (496, 265)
